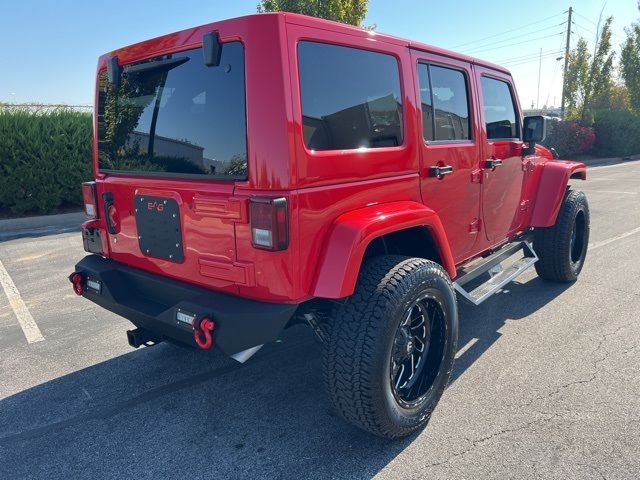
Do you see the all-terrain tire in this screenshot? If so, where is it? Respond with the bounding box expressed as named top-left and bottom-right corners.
top-left (322, 255), bottom-right (458, 438)
top-left (534, 189), bottom-right (590, 282)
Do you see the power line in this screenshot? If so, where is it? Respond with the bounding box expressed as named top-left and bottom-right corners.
top-left (460, 23), bottom-right (565, 54)
top-left (449, 11), bottom-right (567, 49)
top-left (464, 32), bottom-right (564, 55)
top-left (573, 10), bottom-right (598, 26)
top-left (545, 55), bottom-right (562, 107)
top-left (573, 21), bottom-right (596, 37)
top-left (496, 49), bottom-right (563, 64)
top-left (502, 51), bottom-right (565, 67)
top-left (502, 51), bottom-right (563, 66)
top-left (546, 30), bottom-right (568, 107)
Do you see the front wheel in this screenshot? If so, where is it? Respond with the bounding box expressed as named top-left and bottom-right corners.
top-left (322, 256), bottom-right (458, 438)
top-left (534, 190), bottom-right (590, 282)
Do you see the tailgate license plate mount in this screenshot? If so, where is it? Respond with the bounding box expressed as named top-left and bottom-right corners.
top-left (135, 195), bottom-right (184, 262)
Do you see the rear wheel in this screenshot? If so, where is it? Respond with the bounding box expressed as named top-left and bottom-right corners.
top-left (534, 189), bottom-right (590, 282)
top-left (322, 255), bottom-right (458, 438)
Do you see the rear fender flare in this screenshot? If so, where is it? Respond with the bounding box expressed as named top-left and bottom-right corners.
top-left (312, 201), bottom-right (455, 299)
top-left (531, 160), bottom-right (587, 228)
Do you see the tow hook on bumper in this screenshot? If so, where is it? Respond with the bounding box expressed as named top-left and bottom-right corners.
top-left (193, 317), bottom-right (215, 350)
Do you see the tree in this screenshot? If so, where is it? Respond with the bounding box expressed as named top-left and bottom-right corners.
top-left (257, 0), bottom-right (368, 26)
top-left (563, 16), bottom-right (616, 121)
top-left (609, 84), bottom-right (631, 111)
top-left (583, 16), bottom-right (615, 118)
top-left (564, 38), bottom-right (591, 119)
top-left (621, 2), bottom-right (640, 112)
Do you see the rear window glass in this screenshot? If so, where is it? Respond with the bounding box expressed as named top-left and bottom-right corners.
top-left (97, 42), bottom-right (247, 179)
top-left (298, 41), bottom-right (403, 151)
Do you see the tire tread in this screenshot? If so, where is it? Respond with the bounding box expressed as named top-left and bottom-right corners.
top-left (323, 255), bottom-right (456, 438)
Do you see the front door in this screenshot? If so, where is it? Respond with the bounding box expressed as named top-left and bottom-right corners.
top-left (412, 52), bottom-right (482, 264)
top-left (475, 69), bottom-right (526, 245)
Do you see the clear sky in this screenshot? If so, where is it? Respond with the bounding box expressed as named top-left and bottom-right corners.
top-left (1, 0), bottom-right (636, 108)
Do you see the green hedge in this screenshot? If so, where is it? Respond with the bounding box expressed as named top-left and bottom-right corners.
top-left (0, 107), bottom-right (92, 216)
top-left (593, 110), bottom-right (640, 157)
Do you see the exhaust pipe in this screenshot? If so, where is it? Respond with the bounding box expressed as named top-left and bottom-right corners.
top-left (127, 328), bottom-right (162, 348)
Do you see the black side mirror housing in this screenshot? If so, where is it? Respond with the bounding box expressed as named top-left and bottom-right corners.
top-left (523, 115), bottom-right (547, 143)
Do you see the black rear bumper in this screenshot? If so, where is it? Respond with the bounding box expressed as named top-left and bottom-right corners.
top-left (73, 255), bottom-right (298, 356)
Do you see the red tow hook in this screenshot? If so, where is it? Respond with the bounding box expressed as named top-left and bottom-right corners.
top-left (194, 317), bottom-right (215, 349)
top-left (69, 272), bottom-right (84, 296)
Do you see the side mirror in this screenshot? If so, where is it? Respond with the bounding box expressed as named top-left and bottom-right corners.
top-left (523, 115), bottom-right (547, 143)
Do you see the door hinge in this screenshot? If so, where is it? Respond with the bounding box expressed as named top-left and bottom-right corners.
top-left (469, 218), bottom-right (482, 233)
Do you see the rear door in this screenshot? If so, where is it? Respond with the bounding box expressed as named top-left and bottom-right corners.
top-left (96, 42), bottom-right (248, 293)
top-left (411, 51), bottom-right (482, 263)
top-left (474, 68), bottom-right (526, 244)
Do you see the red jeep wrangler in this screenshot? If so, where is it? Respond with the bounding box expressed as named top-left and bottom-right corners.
top-left (71, 13), bottom-right (589, 438)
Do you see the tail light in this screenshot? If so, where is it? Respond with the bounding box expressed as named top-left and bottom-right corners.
top-left (70, 273), bottom-right (84, 296)
top-left (82, 182), bottom-right (98, 219)
top-left (249, 197), bottom-right (288, 251)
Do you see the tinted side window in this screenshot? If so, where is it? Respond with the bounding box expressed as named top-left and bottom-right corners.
top-left (418, 64), bottom-right (471, 142)
top-left (481, 76), bottom-right (519, 139)
top-left (298, 41), bottom-right (403, 151)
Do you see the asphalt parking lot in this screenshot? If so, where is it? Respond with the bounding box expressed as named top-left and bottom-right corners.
top-left (1, 160), bottom-right (639, 479)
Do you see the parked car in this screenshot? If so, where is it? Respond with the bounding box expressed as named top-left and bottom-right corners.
top-left (70, 13), bottom-right (589, 438)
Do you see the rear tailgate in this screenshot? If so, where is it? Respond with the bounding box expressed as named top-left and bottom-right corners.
top-left (95, 39), bottom-right (249, 294)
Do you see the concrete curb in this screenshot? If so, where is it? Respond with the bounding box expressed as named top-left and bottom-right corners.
top-left (577, 154), bottom-right (640, 167)
top-left (0, 211), bottom-right (84, 241)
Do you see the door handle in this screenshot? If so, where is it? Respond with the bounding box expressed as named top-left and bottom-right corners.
top-left (484, 158), bottom-right (503, 170)
top-left (429, 165), bottom-right (454, 178)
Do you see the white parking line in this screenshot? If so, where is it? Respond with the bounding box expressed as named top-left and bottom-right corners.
top-left (590, 226), bottom-right (640, 251)
top-left (585, 189), bottom-right (638, 195)
top-left (0, 258), bottom-right (44, 343)
top-left (589, 159), bottom-right (640, 170)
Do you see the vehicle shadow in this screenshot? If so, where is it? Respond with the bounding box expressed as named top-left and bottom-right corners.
top-left (0, 275), bottom-right (572, 480)
top-left (451, 275), bottom-right (573, 384)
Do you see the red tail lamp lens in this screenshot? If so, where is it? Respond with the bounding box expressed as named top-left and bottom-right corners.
top-left (249, 197), bottom-right (288, 251)
top-left (82, 182), bottom-right (98, 219)
top-left (71, 273), bottom-right (84, 296)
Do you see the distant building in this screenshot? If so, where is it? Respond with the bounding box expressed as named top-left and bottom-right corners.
top-left (523, 108), bottom-right (562, 119)
top-left (127, 131), bottom-right (205, 168)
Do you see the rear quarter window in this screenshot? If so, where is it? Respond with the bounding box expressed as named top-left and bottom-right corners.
top-left (298, 41), bottom-right (403, 151)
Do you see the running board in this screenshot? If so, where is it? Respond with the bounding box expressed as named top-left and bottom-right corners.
top-left (453, 240), bottom-right (538, 305)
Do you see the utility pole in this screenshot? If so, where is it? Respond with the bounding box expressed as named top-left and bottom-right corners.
top-left (536, 48), bottom-right (542, 110)
top-left (560, 7), bottom-right (572, 119)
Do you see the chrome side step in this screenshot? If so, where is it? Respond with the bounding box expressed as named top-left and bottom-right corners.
top-left (453, 240), bottom-right (538, 306)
